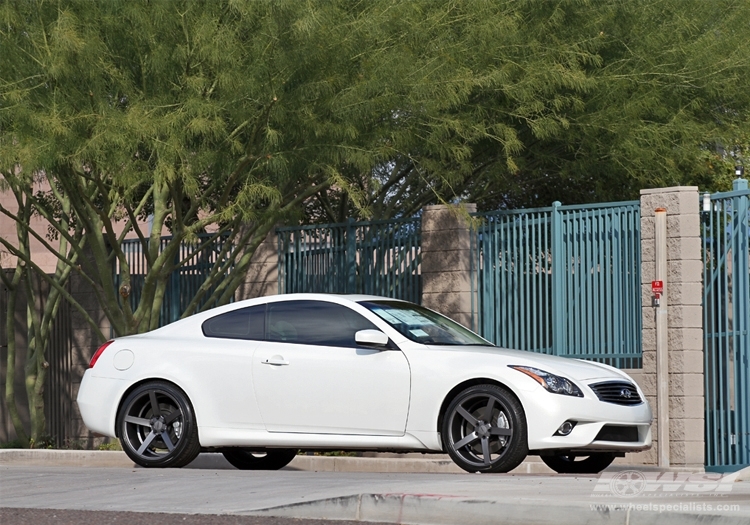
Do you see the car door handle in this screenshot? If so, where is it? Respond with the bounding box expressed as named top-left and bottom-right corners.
top-left (262, 355), bottom-right (289, 366)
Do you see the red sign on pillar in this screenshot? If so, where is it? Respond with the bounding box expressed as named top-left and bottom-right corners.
top-left (651, 280), bottom-right (663, 296)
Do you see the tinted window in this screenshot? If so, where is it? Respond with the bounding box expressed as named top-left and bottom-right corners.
top-left (267, 300), bottom-right (376, 347)
top-left (202, 305), bottom-right (265, 340)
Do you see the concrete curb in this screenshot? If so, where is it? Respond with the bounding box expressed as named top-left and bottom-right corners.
top-left (248, 493), bottom-right (750, 525)
top-left (1, 449), bottom-right (736, 475)
top-left (0, 449), bottom-right (134, 468)
top-left (0, 449), bottom-right (547, 473)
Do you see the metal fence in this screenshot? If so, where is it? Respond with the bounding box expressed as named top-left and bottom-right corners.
top-left (702, 178), bottom-right (750, 472)
top-left (277, 217), bottom-right (421, 304)
top-left (0, 272), bottom-right (74, 447)
top-left (472, 201), bottom-right (642, 368)
top-left (116, 233), bottom-right (234, 327)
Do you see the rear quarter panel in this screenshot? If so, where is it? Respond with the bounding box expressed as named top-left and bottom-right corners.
top-left (89, 334), bottom-right (264, 438)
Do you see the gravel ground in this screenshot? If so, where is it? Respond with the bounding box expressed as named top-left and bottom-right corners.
top-left (0, 508), bottom-right (392, 525)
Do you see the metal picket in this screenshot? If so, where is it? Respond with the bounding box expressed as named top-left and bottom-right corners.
top-left (472, 201), bottom-right (642, 368)
top-left (703, 178), bottom-right (750, 472)
top-left (277, 217), bottom-right (421, 304)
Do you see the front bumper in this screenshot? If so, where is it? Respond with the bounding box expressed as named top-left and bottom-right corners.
top-left (521, 380), bottom-right (652, 453)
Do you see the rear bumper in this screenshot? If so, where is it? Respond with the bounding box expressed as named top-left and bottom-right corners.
top-left (76, 370), bottom-right (127, 438)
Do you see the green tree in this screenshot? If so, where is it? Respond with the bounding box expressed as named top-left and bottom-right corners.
top-left (458, 0), bottom-right (750, 209)
top-left (2, 0), bottom-right (416, 337)
top-left (307, 0), bottom-right (750, 218)
top-left (0, 0), bottom-right (521, 442)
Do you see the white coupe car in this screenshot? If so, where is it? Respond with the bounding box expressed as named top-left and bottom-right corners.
top-left (77, 293), bottom-right (652, 474)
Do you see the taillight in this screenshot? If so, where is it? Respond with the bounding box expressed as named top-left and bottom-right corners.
top-left (89, 340), bottom-right (115, 368)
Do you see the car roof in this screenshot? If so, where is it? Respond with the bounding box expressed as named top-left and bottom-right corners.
top-left (253, 293), bottom-right (406, 303)
top-left (138, 293), bottom-right (408, 338)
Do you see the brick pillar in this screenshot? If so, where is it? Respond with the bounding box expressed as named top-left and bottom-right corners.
top-left (640, 186), bottom-right (704, 468)
top-left (420, 204), bottom-right (476, 328)
top-left (237, 229), bottom-right (279, 300)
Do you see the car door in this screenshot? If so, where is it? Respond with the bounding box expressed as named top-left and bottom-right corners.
top-left (197, 304), bottom-right (266, 429)
top-left (251, 300), bottom-right (411, 435)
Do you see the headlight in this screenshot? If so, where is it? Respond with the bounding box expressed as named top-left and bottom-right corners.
top-left (509, 365), bottom-right (583, 397)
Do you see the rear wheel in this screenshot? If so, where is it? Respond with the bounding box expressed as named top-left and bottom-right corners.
top-left (442, 384), bottom-right (528, 473)
top-left (222, 448), bottom-right (298, 470)
top-left (541, 452), bottom-right (616, 474)
top-left (117, 381), bottom-right (200, 468)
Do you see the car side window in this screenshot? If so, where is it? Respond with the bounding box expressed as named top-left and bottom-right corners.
top-left (266, 300), bottom-right (376, 347)
top-left (202, 305), bottom-right (265, 340)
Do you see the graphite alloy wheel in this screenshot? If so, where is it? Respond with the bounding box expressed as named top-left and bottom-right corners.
top-left (541, 452), bottom-right (616, 474)
top-left (442, 384), bottom-right (528, 473)
top-left (222, 448), bottom-right (298, 470)
top-left (117, 381), bottom-right (200, 468)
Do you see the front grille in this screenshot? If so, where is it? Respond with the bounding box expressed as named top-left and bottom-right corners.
top-left (589, 381), bottom-right (642, 406)
top-left (595, 425), bottom-right (639, 442)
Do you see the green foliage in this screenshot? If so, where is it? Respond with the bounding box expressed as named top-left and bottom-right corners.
top-left (0, 438), bottom-right (26, 449)
top-left (28, 435), bottom-right (55, 449)
top-left (457, 0), bottom-right (750, 208)
top-left (4, 1), bottom-right (747, 217)
top-left (97, 440), bottom-right (122, 451)
top-left (1, 0), bottom-right (748, 332)
top-left (2, 0), bottom-right (445, 335)
top-left (304, 0), bottom-right (750, 215)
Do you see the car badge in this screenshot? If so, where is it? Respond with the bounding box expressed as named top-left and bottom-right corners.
top-left (620, 389), bottom-right (632, 399)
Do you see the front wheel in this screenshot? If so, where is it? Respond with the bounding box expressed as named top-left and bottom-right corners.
top-left (117, 381), bottom-right (201, 468)
top-left (222, 448), bottom-right (298, 470)
top-left (442, 384), bottom-right (528, 473)
top-left (541, 452), bottom-right (616, 474)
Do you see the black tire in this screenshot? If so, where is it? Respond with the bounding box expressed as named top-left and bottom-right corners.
top-left (442, 384), bottom-right (528, 473)
top-left (541, 452), bottom-right (616, 474)
top-left (117, 381), bottom-right (201, 468)
top-left (222, 448), bottom-right (298, 470)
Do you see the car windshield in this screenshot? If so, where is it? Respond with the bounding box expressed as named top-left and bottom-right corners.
top-left (359, 301), bottom-right (494, 346)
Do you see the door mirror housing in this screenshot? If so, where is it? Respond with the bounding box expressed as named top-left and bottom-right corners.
top-left (355, 329), bottom-right (389, 347)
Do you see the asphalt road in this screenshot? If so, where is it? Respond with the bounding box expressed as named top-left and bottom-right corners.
top-left (1, 465), bottom-right (749, 525)
top-left (0, 508), bottom-right (390, 525)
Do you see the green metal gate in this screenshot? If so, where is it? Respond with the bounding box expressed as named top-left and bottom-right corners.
top-left (277, 217), bottom-right (421, 304)
top-left (702, 178), bottom-right (750, 472)
top-left (472, 201), bottom-right (642, 368)
top-left (116, 233), bottom-right (234, 327)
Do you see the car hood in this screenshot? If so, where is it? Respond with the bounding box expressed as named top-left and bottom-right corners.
top-left (425, 344), bottom-right (629, 382)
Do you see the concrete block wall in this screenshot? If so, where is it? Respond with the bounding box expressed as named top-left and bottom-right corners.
top-left (639, 186), bottom-right (704, 467)
top-left (420, 205), bottom-right (476, 329)
top-left (237, 229), bottom-right (279, 300)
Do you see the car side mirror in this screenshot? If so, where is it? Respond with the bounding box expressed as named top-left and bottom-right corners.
top-left (355, 329), bottom-right (389, 347)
